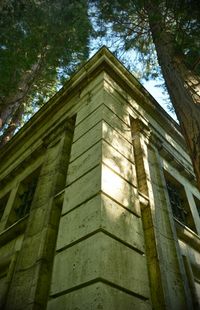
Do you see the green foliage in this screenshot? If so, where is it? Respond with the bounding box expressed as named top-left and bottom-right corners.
top-left (91, 0), bottom-right (200, 77)
top-left (0, 0), bottom-right (92, 132)
top-left (90, 0), bottom-right (158, 80)
top-left (167, 0), bottom-right (200, 73)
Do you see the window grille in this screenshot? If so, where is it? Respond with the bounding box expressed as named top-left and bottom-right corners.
top-left (6, 167), bottom-right (40, 227)
top-left (15, 178), bottom-right (38, 218)
top-left (164, 171), bottom-right (196, 232)
top-left (194, 196), bottom-right (200, 218)
top-left (166, 180), bottom-right (187, 224)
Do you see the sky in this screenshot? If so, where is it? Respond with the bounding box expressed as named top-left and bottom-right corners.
top-left (89, 42), bottom-right (178, 122)
top-left (142, 79), bottom-right (177, 121)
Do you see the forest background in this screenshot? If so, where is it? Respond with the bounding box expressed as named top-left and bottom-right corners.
top-left (0, 0), bottom-right (199, 187)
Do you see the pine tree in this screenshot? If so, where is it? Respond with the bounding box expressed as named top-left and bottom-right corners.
top-left (0, 0), bottom-right (92, 145)
top-left (91, 0), bottom-right (200, 189)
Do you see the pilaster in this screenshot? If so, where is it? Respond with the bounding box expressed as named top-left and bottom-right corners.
top-left (48, 88), bottom-right (151, 309)
top-left (131, 117), bottom-right (193, 309)
top-left (5, 119), bottom-right (75, 310)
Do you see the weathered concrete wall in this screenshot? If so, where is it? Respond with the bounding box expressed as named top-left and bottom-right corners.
top-left (0, 48), bottom-right (200, 309)
top-left (3, 121), bottom-right (75, 310)
top-left (48, 85), bottom-right (152, 309)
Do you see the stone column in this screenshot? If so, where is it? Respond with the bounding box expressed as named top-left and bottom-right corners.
top-left (131, 118), bottom-right (193, 310)
top-left (48, 85), bottom-right (151, 309)
top-left (5, 118), bottom-right (75, 310)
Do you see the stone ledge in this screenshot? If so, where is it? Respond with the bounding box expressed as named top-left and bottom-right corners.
top-left (0, 215), bottom-right (28, 247)
top-left (175, 219), bottom-right (200, 252)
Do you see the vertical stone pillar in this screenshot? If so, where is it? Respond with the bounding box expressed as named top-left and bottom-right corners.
top-left (5, 118), bottom-right (75, 310)
top-left (131, 118), bottom-right (193, 310)
top-left (48, 86), bottom-right (151, 309)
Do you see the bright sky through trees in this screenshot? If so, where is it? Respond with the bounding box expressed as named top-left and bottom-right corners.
top-left (90, 0), bottom-right (200, 189)
top-left (89, 38), bottom-right (177, 121)
top-left (143, 79), bottom-right (177, 121)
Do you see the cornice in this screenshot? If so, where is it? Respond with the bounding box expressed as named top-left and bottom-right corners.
top-left (130, 117), bottom-right (195, 185)
top-left (0, 46), bottom-right (186, 163)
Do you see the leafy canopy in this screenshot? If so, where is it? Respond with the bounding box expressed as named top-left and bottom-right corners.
top-left (90, 0), bottom-right (200, 77)
top-left (0, 0), bottom-right (92, 129)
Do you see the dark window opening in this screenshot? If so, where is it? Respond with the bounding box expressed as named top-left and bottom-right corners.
top-left (15, 176), bottom-right (38, 218)
top-left (164, 171), bottom-right (196, 232)
top-left (194, 196), bottom-right (200, 218)
top-left (7, 168), bottom-right (40, 227)
top-left (166, 180), bottom-right (187, 224)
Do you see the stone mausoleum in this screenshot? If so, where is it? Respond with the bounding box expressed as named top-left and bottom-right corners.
top-left (0, 47), bottom-right (200, 310)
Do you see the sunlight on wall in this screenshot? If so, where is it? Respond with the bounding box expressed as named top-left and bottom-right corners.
top-left (101, 164), bottom-right (137, 214)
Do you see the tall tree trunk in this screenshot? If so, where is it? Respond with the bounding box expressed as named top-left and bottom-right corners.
top-left (146, 2), bottom-right (200, 190)
top-left (0, 58), bottom-right (43, 135)
top-left (0, 103), bottom-right (25, 147)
